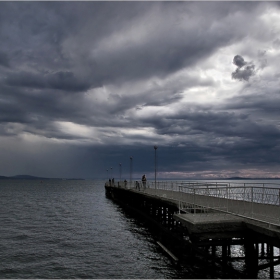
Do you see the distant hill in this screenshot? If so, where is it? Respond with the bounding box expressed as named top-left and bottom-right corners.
top-left (0, 175), bottom-right (84, 180)
top-left (10, 175), bottom-right (48, 180)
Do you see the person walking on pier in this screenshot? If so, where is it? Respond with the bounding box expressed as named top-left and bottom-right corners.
top-left (142, 174), bottom-right (146, 190)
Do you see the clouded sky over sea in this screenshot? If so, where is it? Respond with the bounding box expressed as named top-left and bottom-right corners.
top-left (1, 1), bottom-right (280, 179)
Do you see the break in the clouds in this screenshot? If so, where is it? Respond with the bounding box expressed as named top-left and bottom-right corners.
top-left (0, 1), bottom-right (280, 179)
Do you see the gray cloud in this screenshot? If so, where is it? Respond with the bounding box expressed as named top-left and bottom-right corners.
top-left (233, 55), bottom-right (247, 68)
top-left (0, 1), bottom-right (279, 179)
top-left (5, 71), bottom-right (91, 92)
top-left (232, 55), bottom-right (256, 81)
top-left (0, 51), bottom-right (9, 68)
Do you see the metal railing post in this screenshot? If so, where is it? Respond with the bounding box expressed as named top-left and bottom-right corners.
top-left (179, 182), bottom-right (181, 214)
top-left (251, 187), bottom-right (254, 217)
top-left (193, 187), bottom-right (196, 214)
top-left (227, 185), bottom-right (229, 213)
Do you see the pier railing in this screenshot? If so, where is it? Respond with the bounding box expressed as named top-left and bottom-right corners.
top-left (149, 181), bottom-right (280, 204)
top-left (108, 180), bottom-right (280, 226)
top-left (159, 181), bottom-right (280, 226)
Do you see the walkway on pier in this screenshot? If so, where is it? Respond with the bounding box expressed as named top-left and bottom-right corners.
top-left (142, 187), bottom-right (280, 225)
top-left (140, 186), bottom-right (280, 240)
top-left (111, 180), bottom-right (280, 238)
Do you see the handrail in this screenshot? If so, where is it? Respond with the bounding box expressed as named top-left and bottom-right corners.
top-left (108, 180), bottom-right (280, 226)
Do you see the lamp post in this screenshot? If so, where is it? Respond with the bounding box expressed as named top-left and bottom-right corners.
top-left (119, 163), bottom-right (122, 181)
top-left (106, 169), bottom-right (108, 179)
top-left (154, 146), bottom-right (158, 188)
top-left (130, 156), bottom-right (133, 184)
top-left (110, 167), bottom-right (113, 179)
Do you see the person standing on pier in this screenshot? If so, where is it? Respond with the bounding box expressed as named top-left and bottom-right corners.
top-left (142, 174), bottom-right (147, 190)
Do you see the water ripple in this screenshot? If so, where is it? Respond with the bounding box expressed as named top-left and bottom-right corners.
top-left (0, 179), bottom-right (275, 278)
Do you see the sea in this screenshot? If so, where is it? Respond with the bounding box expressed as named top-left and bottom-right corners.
top-left (1, 179), bottom-right (280, 279)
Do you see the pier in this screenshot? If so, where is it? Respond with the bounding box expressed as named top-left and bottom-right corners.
top-left (105, 180), bottom-right (280, 278)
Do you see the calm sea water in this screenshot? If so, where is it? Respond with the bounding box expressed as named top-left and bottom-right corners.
top-left (0, 179), bottom-right (279, 278)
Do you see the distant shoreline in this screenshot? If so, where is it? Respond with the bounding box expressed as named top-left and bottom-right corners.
top-left (1, 175), bottom-right (280, 181)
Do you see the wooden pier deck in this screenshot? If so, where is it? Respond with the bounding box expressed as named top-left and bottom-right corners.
top-left (105, 181), bottom-right (280, 278)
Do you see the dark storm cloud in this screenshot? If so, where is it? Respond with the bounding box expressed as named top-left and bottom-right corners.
top-left (128, 92), bottom-right (280, 173)
top-left (231, 55), bottom-right (256, 81)
top-left (5, 71), bottom-right (91, 92)
top-left (223, 92), bottom-right (280, 113)
top-left (0, 1), bottom-right (279, 178)
top-left (25, 1), bottom-right (255, 86)
top-left (0, 2), bottom-right (259, 87)
top-left (233, 55), bottom-right (247, 68)
top-left (92, 21), bottom-right (234, 84)
top-left (143, 106), bottom-right (250, 140)
top-left (0, 51), bottom-right (9, 68)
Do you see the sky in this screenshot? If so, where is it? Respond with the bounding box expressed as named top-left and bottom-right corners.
top-left (0, 1), bottom-right (280, 180)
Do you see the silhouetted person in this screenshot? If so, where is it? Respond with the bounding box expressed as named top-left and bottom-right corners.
top-left (142, 174), bottom-right (146, 189)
